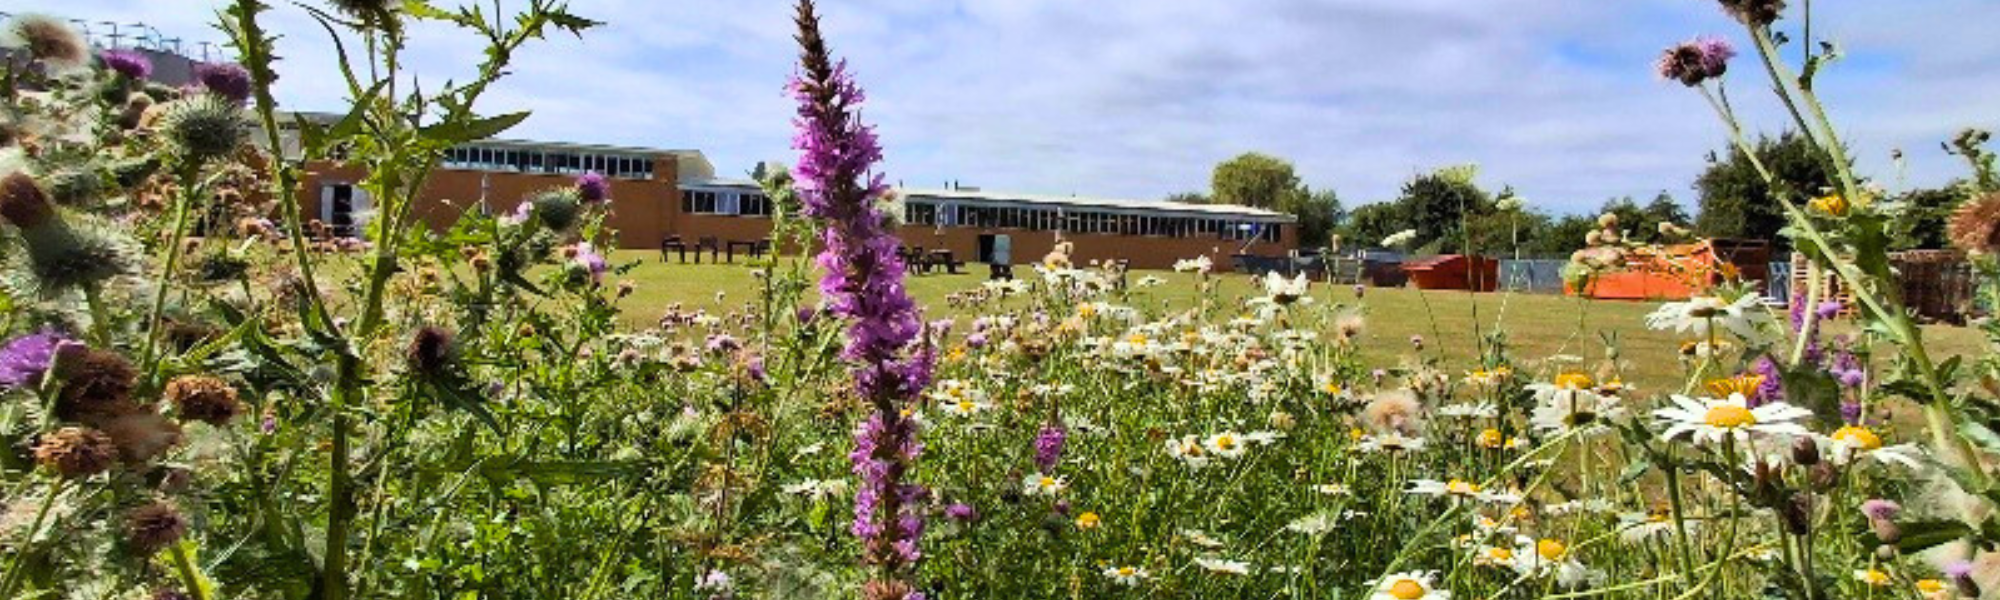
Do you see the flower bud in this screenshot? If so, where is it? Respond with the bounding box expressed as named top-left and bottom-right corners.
top-left (1791, 436), bottom-right (1820, 466)
top-left (0, 172), bottom-right (55, 230)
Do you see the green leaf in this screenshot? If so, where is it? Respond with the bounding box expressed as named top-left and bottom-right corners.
top-left (1618, 458), bottom-right (1653, 485)
top-left (420, 111), bottom-right (531, 145)
top-left (1892, 519), bottom-right (1976, 554)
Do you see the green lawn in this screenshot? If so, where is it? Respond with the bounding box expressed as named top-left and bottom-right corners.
top-left (605, 250), bottom-right (1987, 391)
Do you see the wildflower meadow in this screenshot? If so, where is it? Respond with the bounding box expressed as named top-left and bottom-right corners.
top-left (5, 0), bottom-right (2000, 599)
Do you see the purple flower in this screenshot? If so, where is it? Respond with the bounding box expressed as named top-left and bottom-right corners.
top-left (576, 171), bottom-right (609, 203)
top-left (944, 503), bottom-right (978, 522)
top-left (1860, 499), bottom-right (1900, 521)
top-left (1748, 355), bottom-right (1785, 406)
top-left (1814, 300), bottom-right (1843, 320)
top-left (1033, 425), bottom-right (1067, 471)
top-left (100, 49), bottom-right (152, 80)
top-left (1839, 400), bottom-right (1862, 425)
top-left (704, 334), bottom-right (741, 354)
top-left (794, 1), bottom-right (933, 580)
top-left (571, 242), bottom-right (608, 283)
top-left (964, 332), bottom-right (988, 349)
top-left (1656, 36), bottom-right (1735, 86)
top-left (0, 328), bottom-right (70, 389)
top-left (193, 62), bottom-right (253, 104)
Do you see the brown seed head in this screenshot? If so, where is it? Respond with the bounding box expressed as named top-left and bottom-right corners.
top-left (0, 172), bottom-right (55, 229)
top-left (124, 501), bottom-right (187, 555)
top-left (164, 375), bottom-right (242, 425)
top-left (34, 426), bottom-right (119, 478)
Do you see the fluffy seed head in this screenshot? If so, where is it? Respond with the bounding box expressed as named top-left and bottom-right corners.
top-left (1362, 389), bottom-right (1425, 435)
top-left (164, 375), bottom-right (242, 426)
top-left (2, 14), bottom-right (90, 73)
top-left (34, 426), bottom-right (119, 478)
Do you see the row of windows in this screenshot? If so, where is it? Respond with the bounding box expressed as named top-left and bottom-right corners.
top-left (441, 145), bottom-right (656, 180)
top-left (683, 190), bottom-right (773, 217)
top-left (903, 201), bottom-right (1281, 242)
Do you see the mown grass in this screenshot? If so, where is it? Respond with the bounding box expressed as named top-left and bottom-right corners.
top-left (601, 250), bottom-right (1985, 391)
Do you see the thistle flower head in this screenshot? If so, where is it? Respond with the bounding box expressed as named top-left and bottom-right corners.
top-left (0, 327), bottom-right (70, 389)
top-left (1, 208), bottom-right (141, 299)
top-left (193, 62), bottom-right (254, 104)
top-left (1, 14), bottom-right (90, 74)
top-left (529, 189), bottom-right (582, 232)
top-left (158, 95), bottom-right (250, 163)
top-left (1716, 0), bottom-right (1786, 26)
top-left (1948, 192), bottom-right (2000, 255)
top-left (407, 326), bottom-right (456, 377)
top-left (576, 171), bottom-right (610, 203)
top-left (124, 502), bottom-right (188, 555)
top-left (164, 375), bottom-right (242, 426)
top-left (34, 426), bottom-right (119, 478)
top-left (100, 48), bottom-right (154, 80)
top-left (1657, 36), bottom-right (1735, 86)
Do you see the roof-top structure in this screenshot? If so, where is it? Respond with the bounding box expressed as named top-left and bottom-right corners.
top-left (684, 177), bottom-right (1295, 222)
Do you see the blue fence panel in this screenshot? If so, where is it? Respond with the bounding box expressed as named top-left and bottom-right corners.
top-left (1766, 261), bottom-right (1793, 303)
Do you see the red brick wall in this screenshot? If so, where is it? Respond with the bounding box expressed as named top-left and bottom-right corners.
top-left (297, 155), bottom-right (681, 249)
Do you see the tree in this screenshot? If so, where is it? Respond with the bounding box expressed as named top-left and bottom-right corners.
top-left (1340, 202), bottom-right (1408, 249)
top-left (1643, 191), bottom-right (1691, 231)
top-left (1283, 188), bottom-right (1343, 249)
top-left (1211, 152), bottom-right (1307, 209)
top-left (1393, 165), bottom-right (1492, 250)
top-left (1164, 192), bottom-right (1210, 204)
top-left (1694, 132), bottom-right (1837, 246)
top-left (1890, 185), bottom-right (1967, 250)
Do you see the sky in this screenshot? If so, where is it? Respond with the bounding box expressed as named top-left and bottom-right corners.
top-left (12, 0), bottom-right (2000, 215)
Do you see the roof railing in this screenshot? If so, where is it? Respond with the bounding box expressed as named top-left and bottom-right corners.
top-left (0, 11), bottom-right (222, 62)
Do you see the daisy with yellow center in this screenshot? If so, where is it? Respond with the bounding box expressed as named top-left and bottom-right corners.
top-left (1075, 511), bottom-right (1101, 530)
top-left (1823, 425), bottom-right (1925, 468)
top-left (1021, 472), bottom-right (1067, 497)
top-left (1653, 393), bottom-right (1812, 446)
top-left (1370, 571), bottom-right (1447, 600)
top-left (1102, 565), bottom-right (1149, 586)
top-left (1203, 431), bottom-right (1248, 458)
top-left (1853, 568), bottom-right (1892, 587)
top-left (1916, 578), bottom-right (1949, 599)
top-left (1476, 428), bottom-right (1506, 449)
top-left (1409, 478), bottom-right (1514, 504)
top-left (1474, 545), bottom-right (1516, 568)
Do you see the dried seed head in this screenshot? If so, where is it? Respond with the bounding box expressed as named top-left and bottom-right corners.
top-left (164, 375), bottom-right (242, 426)
top-left (1948, 192), bottom-right (2000, 255)
top-left (0, 172), bottom-right (55, 230)
top-left (124, 502), bottom-right (187, 555)
top-left (54, 348), bottom-right (138, 422)
top-left (100, 410), bottom-right (185, 464)
top-left (2, 14), bottom-right (90, 73)
top-left (33, 426), bottom-right (118, 478)
top-left (407, 326), bottom-right (455, 377)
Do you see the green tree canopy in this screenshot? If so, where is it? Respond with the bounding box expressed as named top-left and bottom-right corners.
top-left (1890, 184), bottom-right (1967, 250)
top-left (1694, 132), bottom-right (1837, 247)
top-left (1212, 152), bottom-right (1307, 209)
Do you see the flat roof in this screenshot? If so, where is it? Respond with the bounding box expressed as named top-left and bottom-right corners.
top-left (273, 111), bottom-right (716, 178)
top-left (685, 178), bottom-right (1296, 222)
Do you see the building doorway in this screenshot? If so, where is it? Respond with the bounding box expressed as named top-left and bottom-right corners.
top-left (319, 183), bottom-right (371, 238)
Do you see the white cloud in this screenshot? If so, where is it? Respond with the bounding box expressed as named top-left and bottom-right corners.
top-left (10, 0), bottom-right (1997, 214)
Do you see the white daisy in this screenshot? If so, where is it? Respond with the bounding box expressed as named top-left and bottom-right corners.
top-left (1653, 394), bottom-right (1812, 446)
top-left (1102, 565), bottom-right (1149, 586)
top-left (1165, 435), bottom-right (1213, 469)
top-left (1359, 433), bottom-right (1427, 454)
top-left (1195, 557), bottom-right (1252, 576)
top-left (1178, 529), bottom-right (1226, 549)
top-left (1437, 402), bottom-right (1497, 420)
top-left (1173, 256), bottom-right (1214, 274)
top-left (780, 479), bottom-right (850, 502)
top-left (1822, 425), bottom-right (1925, 469)
top-left (1259, 272), bottom-right (1313, 306)
top-left (1407, 479), bottom-right (1514, 504)
top-left (1616, 509), bottom-right (1699, 544)
top-left (1644, 294), bottom-right (1775, 343)
top-left (1203, 431), bottom-right (1251, 458)
top-left (1370, 570), bottom-right (1448, 599)
top-left (1314, 483), bottom-right (1353, 496)
top-left (1285, 511), bottom-right (1339, 535)
top-left (1135, 275), bottom-right (1166, 288)
top-left (1021, 472), bottom-right (1067, 497)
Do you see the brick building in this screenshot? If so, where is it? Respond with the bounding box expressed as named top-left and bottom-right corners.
top-left (279, 113), bottom-right (1295, 271)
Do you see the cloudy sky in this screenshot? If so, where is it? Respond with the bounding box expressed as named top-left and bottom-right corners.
top-left (14, 1), bottom-right (1999, 214)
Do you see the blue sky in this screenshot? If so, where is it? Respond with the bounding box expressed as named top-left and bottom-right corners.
top-left (14, 0), bottom-right (2000, 214)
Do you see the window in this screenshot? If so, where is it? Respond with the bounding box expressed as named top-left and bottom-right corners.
top-left (682, 190), bottom-right (719, 214)
top-left (741, 193), bottom-right (771, 217)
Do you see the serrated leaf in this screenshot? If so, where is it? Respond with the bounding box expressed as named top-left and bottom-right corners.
top-left (1892, 519), bottom-right (1975, 554)
top-left (421, 111), bottom-right (531, 145)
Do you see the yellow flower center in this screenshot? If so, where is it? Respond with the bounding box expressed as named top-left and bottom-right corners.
top-left (1446, 479), bottom-right (1480, 495)
top-left (1812, 194), bottom-right (1850, 216)
top-left (1536, 539), bottom-right (1568, 561)
top-left (1078, 305), bottom-right (1097, 318)
top-left (1862, 569), bottom-right (1890, 585)
top-left (1510, 506), bottom-right (1532, 520)
top-left (1038, 476), bottom-right (1056, 489)
top-left (1076, 512), bottom-right (1101, 529)
top-left (1117, 567), bottom-right (1136, 577)
top-left (1703, 405), bottom-right (1756, 429)
top-left (1349, 428), bottom-right (1365, 441)
top-left (1477, 429), bottom-right (1505, 449)
top-left (957, 400), bottom-right (976, 413)
top-left (1832, 426), bottom-right (1883, 451)
top-left (1128, 333), bottom-right (1148, 345)
top-left (1387, 579), bottom-right (1428, 599)
top-left (1215, 435), bottom-right (1237, 450)
top-left (1488, 547), bottom-right (1514, 561)
top-left (1554, 373), bottom-right (1593, 389)
top-left (1917, 579), bottom-right (1945, 593)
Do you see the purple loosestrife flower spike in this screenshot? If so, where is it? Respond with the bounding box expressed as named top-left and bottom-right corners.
top-left (792, 0), bottom-right (932, 589)
top-left (1749, 355), bottom-right (1785, 406)
top-left (1034, 425), bottom-right (1067, 471)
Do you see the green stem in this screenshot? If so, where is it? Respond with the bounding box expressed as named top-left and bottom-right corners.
top-left (170, 542), bottom-right (211, 600)
top-left (139, 166), bottom-right (200, 371)
top-left (0, 478), bottom-right (70, 597)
